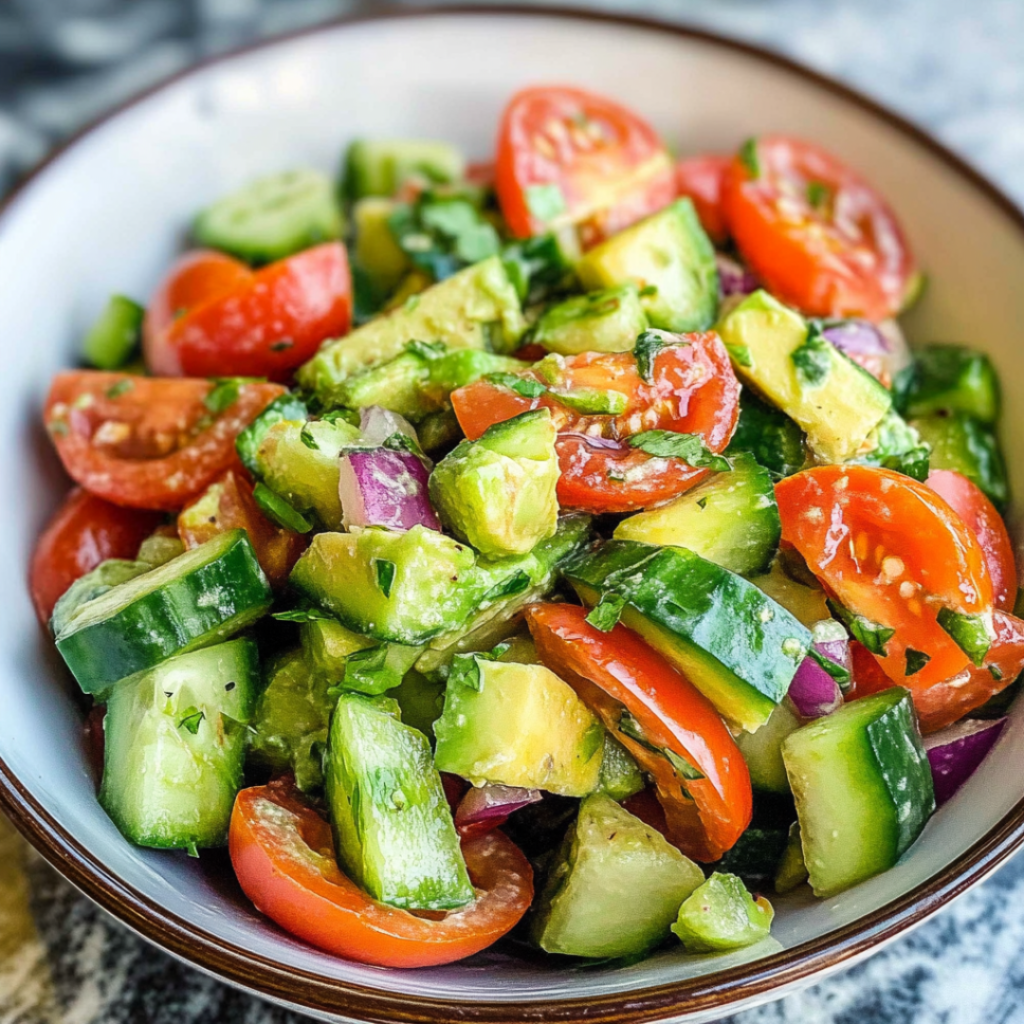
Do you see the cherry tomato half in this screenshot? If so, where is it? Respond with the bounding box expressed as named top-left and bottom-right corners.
top-left (229, 779), bottom-right (533, 968)
top-left (777, 465), bottom-right (993, 723)
top-left (451, 333), bottom-right (739, 513)
top-left (496, 86), bottom-right (675, 245)
top-left (29, 488), bottom-right (163, 624)
top-left (723, 136), bottom-right (916, 320)
top-left (146, 243), bottom-right (351, 381)
top-left (526, 603), bottom-right (751, 862)
top-left (44, 372), bottom-right (284, 511)
top-left (676, 155), bottom-right (730, 245)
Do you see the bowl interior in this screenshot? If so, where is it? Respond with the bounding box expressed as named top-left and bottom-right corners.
top-left (2, 8), bottom-right (1024, 1016)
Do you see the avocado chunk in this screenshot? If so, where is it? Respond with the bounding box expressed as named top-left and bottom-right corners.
top-left (434, 657), bottom-right (605, 796)
top-left (671, 873), bottom-right (774, 953)
top-left (531, 793), bottom-right (704, 958)
top-left (897, 343), bottom-right (1000, 424)
top-left (533, 284), bottom-right (648, 355)
top-left (343, 138), bottom-right (465, 200)
top-left (717, 291), bottom-right (891, 463)
top-left (430, 409), bottom-right (560, 558)
top-left (297, 256), bottom-right (526, 405)
top-left (300, 618), bottom-right (376, 681)
top-left (352, 196), bottom-right (410, 299)
top-left (325, 693), bottom-right (473, 910)
top-left (252, 418), bottom-right (361, 530)
top-left (910, 412), bottom-right (1008, 509)
top-left (564, 541), bottom-right (811, 733)
top-left (577, 199), bottom-right (718, 332)
top-left (598, 734), bottom-right (645, 802)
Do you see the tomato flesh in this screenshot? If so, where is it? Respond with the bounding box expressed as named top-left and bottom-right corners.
top-left (29, 488), bottom-right (163, 624)
top-left (723, 136), bottom-right (915, 320)
top-left (451, 333), bottom-right (739, 513)
top-left (229, 780), bottom-right (533, 968)
top-left (44, 372), bottom-right (284, 511)
top-left (676, 155), bottom-right (730, 245)
top-left (496, 86), bottom-right (675, 245)
top-left (526, 603), bottom-right (751, 862)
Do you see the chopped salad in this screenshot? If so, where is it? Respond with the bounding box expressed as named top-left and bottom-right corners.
top-left (31, 85), bottom-right (1019, 968)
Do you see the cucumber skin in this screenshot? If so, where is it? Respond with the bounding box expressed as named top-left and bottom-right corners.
top-left (56, 531), bottom-right (272, 696)
top-left (236, 393), bottom-right (309, 475)
top-left (100, 638), bottom-right (258, 850)
top-left (726, 390), bottom-right (806, 480)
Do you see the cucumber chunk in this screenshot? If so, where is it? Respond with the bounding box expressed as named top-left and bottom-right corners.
top-left (434, 657), bottom-right (605, 796)
top-left (564, 541), bottom-right (811, 733)
top-left (598, 734), bottom-right (645, 801)
top-left (910, 413), bottom-right (1008, 509)
top-left (193, 169), bottom-right (343, 264)
top-left (235, 393), bottom-right (309, 476)
top-left (726, 390), bottom-right (807, 479)
top-left (100, 638), bottom-right (258, 850)
top-left (897, 344), bottom-right (1000, 425)
top-left (56, 530), bottom-right (271, 696)
top-left (82, 295), bottom-right (144, 370)
top-left (533, 285), bottom-right (648, 355)
top-left (343, 139), bottom-right (465, 200)
top-left (325, 693), bottom-right (473, 910)
top-left (578, 199), bottom-right (718, 332)
top-left (774, 823), bottom-right (809, 894)
top-left (671, 873), bottom-right (774, 953)
top-left (50, 558), bottom-right (151, 637)
top-left (531, 794), bottom-right (704, 958)
top-left (735, 699), bottom-right (802, 794)
top-left (782, 687), bottom-right (934, 897)
top-left (614, 453), bottom-right (780, 575)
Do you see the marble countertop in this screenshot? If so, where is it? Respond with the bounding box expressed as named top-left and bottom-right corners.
top-left (3, 1), bottom-right (1024, 1022)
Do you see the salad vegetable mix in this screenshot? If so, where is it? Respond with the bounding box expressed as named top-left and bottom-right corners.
top-left (31, 86), bottom-right (1020, 968)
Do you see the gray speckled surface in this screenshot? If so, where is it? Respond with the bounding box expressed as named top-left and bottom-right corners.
top-left (2, 1), bottom-right (1024, 1022)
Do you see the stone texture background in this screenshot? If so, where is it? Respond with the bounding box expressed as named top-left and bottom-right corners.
top-left (2, 1), bottom-right (1023, 1022)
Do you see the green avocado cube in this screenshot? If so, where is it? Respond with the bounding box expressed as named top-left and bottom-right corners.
top-left (672, 872), bottom-right (774, 953)
top-left (533, 284), bottom-right (648, 355)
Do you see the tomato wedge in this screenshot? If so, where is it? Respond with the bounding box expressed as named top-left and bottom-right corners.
top-left (495, 86), bottom-right (675, 245)
top-left (451, 333), bottom-right (739, 513)
top-left (147, 243), bottom-right (351, 381)
top-left (927, 469), bottom-right (1017, 612)
top-left (29, 488), bottom-right (163, 625)
top-left (44, 372), bottom-right (284, 511)
top-left (777, 465), bottom-right (997, 728)
top-left (676, 155), bottom-right (730, 245)
top-left (178, 471), bottom-right (306, 586)
top-left (723, 136), bottom-right (915, 320)
top-left (229, 779), bottom-right (533, 968)
top-left (525, 603), bottom-right (751, 862)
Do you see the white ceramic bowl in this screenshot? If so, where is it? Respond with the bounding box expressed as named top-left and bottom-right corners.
top-left (2, 8), bottom-right (1024, 1023)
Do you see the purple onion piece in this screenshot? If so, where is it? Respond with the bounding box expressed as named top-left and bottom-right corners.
top-left (924, 717), bottom-right (1007, 805)
top-left (716, 254), bottom-right (759, 298)
top-left (338, 448), bottom-right (440, 531)
top-left (821, 319), bottom-right (892, 356)
top-left (359, 406), bottom-right (420, 447)
top-left (455, 785), bottom-right (542, 828)
top-left (788, 622), bottom-right (849, 719)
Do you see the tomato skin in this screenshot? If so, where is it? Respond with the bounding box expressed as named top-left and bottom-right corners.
top-left (723, 136), bottom-right (915, 320)
top-left (927, 469), bottom-right (1016, 612)
top-left (676, 155), bottom-right (730, 244)
top-left (451, 333), bottom-right (739, 513)
top-left (526, 603), bottom-right (751, 862)
top-left (154, 243), bottom-right (351, 381)
top-left (495, 86), bottom-right (675, 244)
top-left (777, 465), bottom-right (994, 718)
top-left (29, 488), bottom-right (163, 624)
top-left (44, 372), bottom-right (284, 511)
top-left (229, 780), bottom-right (533, 968)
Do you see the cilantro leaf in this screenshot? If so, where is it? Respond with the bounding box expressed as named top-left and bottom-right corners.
top-left (178, 706), bottom-right (205, 735)
top-left (374, 558), bottom-right (397, 599)
top-left (905, 648), bottom-right (931, 677)
top-left (937, 608), bottom-right (993, 666)
top-left (586, 592), bottom-right (627, 633)
top-left (739, 138), bottom-right (760, 178)
top-left (486, 371), bottom-right (546, 399)
top-left (633, 330), bottom-right (668, 383)
top-left (628, 431), bottom-right (731, 471)
top-left (791, 323), bottom-right (833, 388)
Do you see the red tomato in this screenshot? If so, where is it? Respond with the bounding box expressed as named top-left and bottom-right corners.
top-left (148, 243), bottom-right (351, 381)
top-left (722, 136), bottom-right (915, 320)
top-left (495, 86), bottom-right (675, 245)
top-left (178, 471), bottom-right (305, 587)
top-left (526, 603), bottom-right (752, 862)
top-left (465, 160), bottom-right (496, 189)
top-left (777, 465), bottom-right (998, 730)
top-left (44, 372), bottom-right (284, 511)
top-left (451, 333), bottom-right (739, 513)
top-left (229, 779), bottom-right (533, 968)
top-left (927, 469), bottom-right (1017, 612)
top-left (144, 250), bottom-right (254, 376)
top-left (29, 487), bottom-right (163, 624)
top-left (676, 155), bottom-right (730, 245)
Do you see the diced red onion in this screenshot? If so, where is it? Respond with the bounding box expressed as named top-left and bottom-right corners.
top-left (788, 621), bottom-right (849, 719)
top-left (822, 318), bottom-right (911, 386)
top-left (924, 717), bottom-right (1007, 805)
top-left (338, 448), bottom-right (440, 531)
top-left (358, 406), bottom-right (420, 447)
top-left (455, 784), bottom-right (542, 837)
top-left (716, 254), bottom-right (759, 298)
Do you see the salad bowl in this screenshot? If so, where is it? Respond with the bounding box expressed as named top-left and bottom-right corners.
top-left (2, 6), bottom-right (1024, 1022)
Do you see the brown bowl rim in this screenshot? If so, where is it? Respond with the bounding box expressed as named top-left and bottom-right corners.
top-left (3, 5), bottom-right (1024, 1022)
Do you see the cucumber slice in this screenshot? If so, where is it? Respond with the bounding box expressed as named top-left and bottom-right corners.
top-left (235, 393), bottom-right (309, 476)
top-left (672, 873), bottom-right (774, 953)
top-left (910, 413), bottom-right (1008, 509)
top-left (193, 169), bottom-right (344, 264)
top-left (774, 823), bottom-right (808, 894)
top-left (713, 826), bottom-right (791, 889)
top-left (343, 139), bottom-right (465, 200)
top-left (325, 693), bottom-right (473, 910)
top-left (614, 453), bottom-right (780, 575)
top-left (55, 530), bottom-right (272, 696)
top-left (49, 558), bottom-right (151, 637)
top-left (82, 295), bottom-right (144, 370)
top-left (782, 687), bottom-right (934, 897)
top-left (726, 390), bottom-right (807, 479)
top-left (99, 638), bottom-right (258, 850)
top-left (564, 541), bottom-right (811, 733)
top-left (897, 344), bottom-right (1000, 425)
top-left (735, 699), bottom-right (802, 793)
top-left (533, 285), bottom-right (648, 356)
